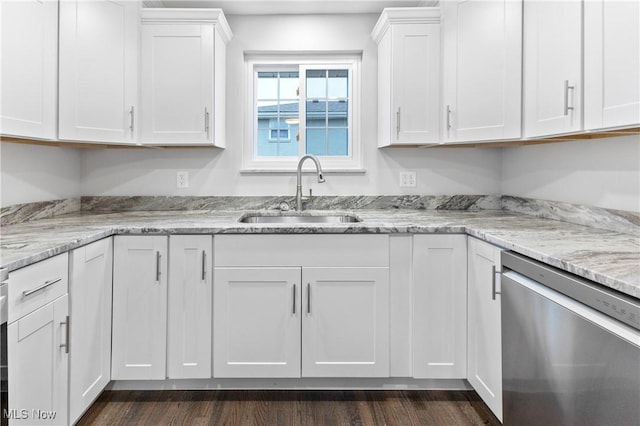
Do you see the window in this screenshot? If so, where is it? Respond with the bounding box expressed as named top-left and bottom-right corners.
top-left (243, 55), bottom-right (362, 172)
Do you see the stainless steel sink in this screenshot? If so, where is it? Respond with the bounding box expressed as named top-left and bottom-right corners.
top-left (239, 214), bottom-right (361, 224)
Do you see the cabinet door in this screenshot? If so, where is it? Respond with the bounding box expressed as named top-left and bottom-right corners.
top-left (0, 0), bottom-right (57, 139)
top-left (467, 237), bottom-right (503, 422)
top-left (302, 267), bottom-right (389, 377)
top-left (69, 238), bottom-right (113, 424)
top-left (523, 0), bottom-right (582, 137)
top-left (112, 236), bottom-right (167, 380)
top-left (412, 235), bottom-right (467, 379)
top-left (213, 267), bottom-right (301, 378)
top-left (58, 0), bottom-right (138, 143)
top-left (442, 0), bottom-right (522, 143)
top-left (584, 0), bottom-right (640, 130)
top-left (167, 236), bottom-right (212, 379)
top-left (8, 295), bottom-right (68, 426)
top-left (387, 23), bottom-right (440, 146)
top-left (140, 24), bottom-right (214, 145)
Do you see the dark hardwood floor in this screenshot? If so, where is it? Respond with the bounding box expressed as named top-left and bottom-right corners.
top-left (77, 390), bottom-right (501, 425)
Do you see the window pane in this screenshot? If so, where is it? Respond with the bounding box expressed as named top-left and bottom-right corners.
top-left (306, 100), bottom-right (326, 127)
top-left (257, 72), bottom-right (278, 99)
top-left (306, 128), bottom-right (327, 156)
top-left (279, 71), bottom-right (299, 99)
top-left (328, 128), bottom-right (348, 156)
top-left (279, 101), bottom-right (299, 119)
top-left (328, 70), bottom-right (348, 98)
top-left (328, 100), bottom-right (348, 127)
top-left (306, 69), bottom-right (326, 98)
top-left (257, 129), bottom-right (278, 156)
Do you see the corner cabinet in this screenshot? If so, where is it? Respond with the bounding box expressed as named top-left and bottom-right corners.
top-left (139, 9), bottom-right (232, 146)
top-left (523, 0), bottom-right (582, 138)
top-left (0, 0), bottom-right (58, 140)
top-left (371, 8), bottom-right (440, 147)
top-left (584, 0), bottom-right (640, 130)
top-left (467, 237), bottom-right (503, 422)
top-left (441, 0), bottom-right (522, 143)
top-left (213, 235), bottom-right (390, 378)
top-left (412, 235), bottom-right (467, 379)
top-left (58, 0), bottom-right (139, 144)
top-left (69, 238), bottom-right (113, 424)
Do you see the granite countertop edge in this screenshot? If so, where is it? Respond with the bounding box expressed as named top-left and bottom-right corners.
top-left (1, 209), bottom-right (638, 299)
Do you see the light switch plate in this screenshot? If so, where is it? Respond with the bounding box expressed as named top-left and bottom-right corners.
top-left (399, 171), bottom-right (417, 188)
top-left (177, 171), bottom-right (189, 188)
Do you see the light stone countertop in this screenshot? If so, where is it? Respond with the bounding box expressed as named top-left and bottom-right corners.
top-left (1, 209), bottom-right (638, 299)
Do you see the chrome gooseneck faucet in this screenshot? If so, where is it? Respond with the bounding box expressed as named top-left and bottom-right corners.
top-left (296, 154), bottom-right (325, 211)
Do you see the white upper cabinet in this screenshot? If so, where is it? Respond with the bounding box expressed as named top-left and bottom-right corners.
top-left (523, 0), bottom-right (582, 138)
top-left (372, 8), bottom-right (440, 147)
top-left (0, 0), bottom-right (58, 139)
top-left (584, 0), bottom-right (640, 130)
top-left (441, 0), bottom-right (522, 143)
top-left (59, 0), bottom-right (139, 144)
top-left (140, 9), bottom-right (232, 146)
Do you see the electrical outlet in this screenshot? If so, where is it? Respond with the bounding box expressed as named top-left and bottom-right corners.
top-left (399, 171), bottom-right (417, 188)
top-left (176, 171), bottom-right (189, 188)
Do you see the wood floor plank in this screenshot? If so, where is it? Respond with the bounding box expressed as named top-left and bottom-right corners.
top-left (77, 390), bottom-right (501, 426)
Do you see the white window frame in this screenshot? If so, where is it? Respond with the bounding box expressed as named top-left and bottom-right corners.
top-left (242, 54), bottom-right (363, 173)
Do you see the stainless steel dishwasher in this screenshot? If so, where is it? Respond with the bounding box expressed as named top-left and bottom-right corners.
top-left (501, 252), bottom-right (640, 426)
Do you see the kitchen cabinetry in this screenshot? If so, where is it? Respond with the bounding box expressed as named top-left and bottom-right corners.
top-left (140, 9), bottom-right (232, 146)
top-left (523, 0), bottom-right (582, 137)
top-left (167, 235), bottom-right (212, 379)
top-left (58, 0), bottom-right (138, 144)
top-left (584, 0), bottom-right (640, 130)
top-left (69, 238), bottom-right (113, 424)
top-left (7, 254), bottom-right (69, 425)
top-left (213, 235), bottom-right (390, 378)
top-left (412, 235), bottom-right (467, 379)
top-left (371, 8), bottom-right (440, 147)
top-left (112, 236), bottom-right (168, 380)
top-left (441, 0), bottom-right (522, 143)
top-left (0, 0), bottom-right (58, 140)
top-left (467, 237), bottom-right (503, 422)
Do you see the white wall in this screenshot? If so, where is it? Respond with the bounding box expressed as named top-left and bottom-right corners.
top-left (501, 135), bottom-right (640, 212)
top-left (0, 142), bottom-right (82, 207)
top-left (80, 13), bottom-right (502, 197)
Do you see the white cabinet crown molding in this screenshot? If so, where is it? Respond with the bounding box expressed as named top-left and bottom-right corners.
top-left (371, 7), bottom-right (440, 43)
top-left (140, 8), bottom-right (233, 42)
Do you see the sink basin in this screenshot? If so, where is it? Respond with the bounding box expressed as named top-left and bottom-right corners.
top-left (239, 214), bottom-right (361, 224)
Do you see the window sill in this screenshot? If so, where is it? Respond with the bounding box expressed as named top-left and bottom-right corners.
top-left (240, 168), bottom-right (367, 175)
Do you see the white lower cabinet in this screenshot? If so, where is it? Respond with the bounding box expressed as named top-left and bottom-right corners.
top-left (412, 235), bottom-right (467, 379)
top-left (69, 238), bottom-right (113, 424)
top-left (213, 235), bottom-right (390, 378)
top-left (112, 236), bottom-right (168, 380)
top-left (213, 267), bottom-right (301, 378)
top-left (167, 235), bottom-right (213, 379)
top-left (467, 237), bottom-right (503, 421)
top-left (7, 253), bottom-right (69, 426)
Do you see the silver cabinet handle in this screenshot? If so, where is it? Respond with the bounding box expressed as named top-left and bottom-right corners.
top-left (292, 284), bottom-right (296, 315)
top-left (396, 107), bottom-right (401, 139)
top-left (204, 107), bottom-right (210, 139)
top-left (129, 106), bottom-right (135, 133)
top-left (492, 265), bottom-right (501, 300)
top-left (564, 80), bottom-right (575, 116)
top-left (22, 278), bottom-right (62, 298)
top-left (156, 251), bottom-right (161, 282)
top-left (201, 251), bottom-right (206, 281)
top-left (60, 316), bottom-right (70, 354)
top-left (307, 283), bottom-right (311, 314)
top-left (446, 105), bottom-right (452, 131)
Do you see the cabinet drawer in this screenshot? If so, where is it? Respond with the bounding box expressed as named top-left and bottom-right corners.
top-left (8, 253), bottom-right (68, 323)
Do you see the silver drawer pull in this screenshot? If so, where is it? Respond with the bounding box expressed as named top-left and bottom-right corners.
top-left (292, 284), bottom-right (296, 315)
top-left (307, 283), bottom-right (311, 314)
top-left (156, 251), bottom-right (161, 282)
top-left (22, 278), bottom-right (62, 298)
top-left (492, 265), bottom-right (501, 300)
